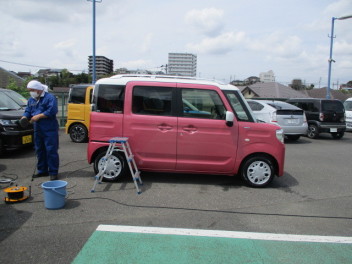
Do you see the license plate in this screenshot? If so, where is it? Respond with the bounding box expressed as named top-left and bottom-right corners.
top-left (22, 135), bottom-right (32, 144)
top-left (287, 119), bottom-right (298, 124)
top-left (330, 128), bottom-right (337, 132)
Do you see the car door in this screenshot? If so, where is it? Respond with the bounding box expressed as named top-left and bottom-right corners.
top-left (123, 82), bottom-right (177, 171)
top-left (175, 84), bottom-right (238, 174)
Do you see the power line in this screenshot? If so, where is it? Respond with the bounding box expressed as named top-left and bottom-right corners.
top-left (0, 59), bottom-right (85, 72)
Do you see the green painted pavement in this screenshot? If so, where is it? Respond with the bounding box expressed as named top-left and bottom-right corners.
top-left (72, 226), bottom-right (352, 264)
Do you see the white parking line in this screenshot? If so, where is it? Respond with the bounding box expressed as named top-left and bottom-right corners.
top-left (97, 225), bottom-right (352, 244)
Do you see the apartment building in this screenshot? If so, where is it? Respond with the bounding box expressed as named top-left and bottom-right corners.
top-left (168, 53), bottom-right (197, 77)
top-left (88, 56), bottom-right (114, 77)
top-left (259, 70), bottom-right (275, 83)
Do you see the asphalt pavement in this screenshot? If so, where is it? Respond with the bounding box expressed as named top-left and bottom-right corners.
top-left (1, 129), bottom-right (352, 263)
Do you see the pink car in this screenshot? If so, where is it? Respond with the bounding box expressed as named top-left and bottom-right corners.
top-left (87, 75), bottom-right (285, 187)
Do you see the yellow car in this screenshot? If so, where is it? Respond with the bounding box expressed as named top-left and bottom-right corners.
top-left (65, 84), bottom-right (93, 143)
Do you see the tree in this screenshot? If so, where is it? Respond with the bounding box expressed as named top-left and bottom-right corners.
top-left (6, 78), bottom-right (29, 97)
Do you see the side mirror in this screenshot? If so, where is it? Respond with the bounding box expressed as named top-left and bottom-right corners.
top-left (225, 111), bottom-right (234, 127)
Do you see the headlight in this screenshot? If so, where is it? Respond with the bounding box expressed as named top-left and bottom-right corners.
top-left (276, 128), bottom-right (284, 143)
top-left (0, 119), bottom-right (17, 125)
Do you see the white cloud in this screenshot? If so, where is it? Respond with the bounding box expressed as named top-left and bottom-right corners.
top-left (334, 40), bottom-right (352, 55)
top-left (323, 0), bottom-right (352, 16)
top-left (140, 33), bottom-right (153, 53)
top-left (119, 59), bottom-right (152, 70)
top-left (249, 33), bottom-right (303, 60)
top-left (54, 39), bottom-right (76, 50)
top-left (187, 32), bottom-right (245, 55)
top-left (185, 8), bottom-right (224, 37)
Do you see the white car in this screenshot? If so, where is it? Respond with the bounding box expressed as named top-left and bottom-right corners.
top-left (247, 100), bottom-right (308, 141)
top-left (343, 98), bottom-right (352, 131)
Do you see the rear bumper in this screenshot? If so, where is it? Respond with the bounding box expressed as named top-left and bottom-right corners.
top-left (281, 124), bottom-right (308, 135)
top-left (318, 123), bottom-right (346, 133)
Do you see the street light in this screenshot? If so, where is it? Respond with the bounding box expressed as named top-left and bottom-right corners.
top-left (326, 15), bottom-right (352, 99)
top-left (87, 0), bottom-right (102, 84)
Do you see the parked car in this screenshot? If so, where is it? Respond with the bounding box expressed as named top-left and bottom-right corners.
top-left (287, 98), bottom-right (346, 139)
top-left (65, 84), bottom-right (93, 143)
top-left (343, 97), bottom-right (352, 132)
top-left (247, 99), bottom-right (307, 141)
top-left (0, 88), bottom-right (34, 155)
top-left (87, 75), bottom-right (286, 188)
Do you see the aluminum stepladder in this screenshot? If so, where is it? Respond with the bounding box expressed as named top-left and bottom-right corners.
top-left (91, 137), bottom-right (143, 194)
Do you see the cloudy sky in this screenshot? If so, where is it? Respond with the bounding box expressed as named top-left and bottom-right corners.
top-left (1, 0), bottom-right (351, 87)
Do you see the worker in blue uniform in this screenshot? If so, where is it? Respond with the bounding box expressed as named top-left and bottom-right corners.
top-left (22, 80), bottom-right (59, 181)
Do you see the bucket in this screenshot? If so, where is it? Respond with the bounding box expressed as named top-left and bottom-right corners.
top-left (41, 180), bottom-right (68, 209)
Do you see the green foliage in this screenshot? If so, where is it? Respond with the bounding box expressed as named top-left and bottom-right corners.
top-left (6, 78), bottom-right (29, 97)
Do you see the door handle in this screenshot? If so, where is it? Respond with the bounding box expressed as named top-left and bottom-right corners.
top-left (157, 124), bottom-right (173, 131)
top-left (182, 126), bottom-right (197, 132)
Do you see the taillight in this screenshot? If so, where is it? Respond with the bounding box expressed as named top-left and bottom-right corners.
top-left (303, 113), bottom-right (307, 123)
top-left (271, 111), bottom-right (277, 122)
top-left (341, 114), bottom-right (345, 122)
top-left (319, 113), bottom-right (324, 121)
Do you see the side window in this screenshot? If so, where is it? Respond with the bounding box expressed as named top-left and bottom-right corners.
top-left (307, 102), bottom-right (318, 112)
top-left (248, 101), bottom-right (264, 111)
top-left (181, 89), bottom-right (226, 119)
top-left (313, 102), bottom-right (320, 112)
top-left (132, 86), bottom-right (172, 116)
top-left (69, 88), bottom-right (86, 104)
top-left (95, 84), bottom-right (125, 113)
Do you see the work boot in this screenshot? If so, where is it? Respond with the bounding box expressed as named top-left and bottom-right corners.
top-left (33, 172), bottom-right (49, 178)
top-left (50, 175), bottom-right (58, 181)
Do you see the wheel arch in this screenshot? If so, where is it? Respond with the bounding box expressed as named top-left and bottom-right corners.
top-left (238, 152), bottom-right (279, 177)
top-left (68, 121), bottom-right (87, 133)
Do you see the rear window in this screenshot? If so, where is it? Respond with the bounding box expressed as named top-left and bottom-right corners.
top-left (267, 101), bottom-right (300, 110)
top-left (322, 101), bottom-right (344, 112)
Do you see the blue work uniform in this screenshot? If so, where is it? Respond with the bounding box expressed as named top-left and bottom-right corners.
top-left (23, 92), bottom-right (59, 176)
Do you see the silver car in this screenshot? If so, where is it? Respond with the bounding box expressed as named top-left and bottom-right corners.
top-left (247, 100), bottom-right (308, 141)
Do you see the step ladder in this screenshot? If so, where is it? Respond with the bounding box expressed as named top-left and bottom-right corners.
top-left (91, 137), bottom-right (143, 194)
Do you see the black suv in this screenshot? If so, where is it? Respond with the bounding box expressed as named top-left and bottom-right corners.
top-left (287, 98), bottom-right (346, 139)
top-left (0, 88), bottom-right (34, 155)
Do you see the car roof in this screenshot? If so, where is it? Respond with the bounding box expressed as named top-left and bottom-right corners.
top-left (70, 84), bottom-right (94, 89)
top-left (248, 99), bottom-right (301, 110)
top-left (260, 100), bottom-right (301, 110)
top-left (95, 74), bottom-right (239, 91)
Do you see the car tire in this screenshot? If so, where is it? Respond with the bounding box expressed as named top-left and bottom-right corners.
top-left (331, 132), bottom-right (344, 139)
top-left (241, 155), bottom-right (275, 188)
top-left (93, 151), bottom-right (127, 182)
top-left (69, 123), bottom-right (88, 143)
top-left (286, 135), bottom-right (300, 141)
top-left (307, 124), bottom-right (319, 139)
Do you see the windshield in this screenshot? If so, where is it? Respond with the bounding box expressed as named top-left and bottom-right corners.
top-left (224, 90), bottom-right (254, 122)
top-left (344, 100), bottom-right (352, 111)
top-left (5, 90), bottom-right (28, 107)
top-left (0, 92), bottom-right (22, 110)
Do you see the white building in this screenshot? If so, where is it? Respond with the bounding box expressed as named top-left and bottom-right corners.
top-left (259, 70), bottom-right (275, 83)
top-left (168, 53), bottom-right (197, 77)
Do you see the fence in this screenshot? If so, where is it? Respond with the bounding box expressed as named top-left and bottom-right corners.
top-left (54, 92), bottom-right (69, 127)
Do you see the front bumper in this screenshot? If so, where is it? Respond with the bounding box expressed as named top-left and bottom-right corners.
top-left (0, 129), bottom-right (34, 150)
